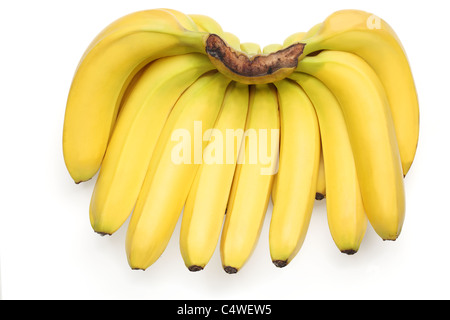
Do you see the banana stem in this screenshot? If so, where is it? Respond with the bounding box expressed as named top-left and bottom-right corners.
top-left (182, 31), bottom-right (212, 53)
top-left (205, 34), bottom-right (306, 84)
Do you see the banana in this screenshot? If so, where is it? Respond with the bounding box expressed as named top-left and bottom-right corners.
top-left (189, 14), bottom-right (224, 36)
top-left (299, 9), bottom-right (419, 176)
top-left (82, 8), bottom-right (199, 57)
top-left (160, 9), bottom-right (200, 31)
top-left (63, 9), bottom-right (208, 183)
top-left (263, 43), bottom-right (283, 54)
top-left (125, 72), bottom-right (231, 270)
top-left (282, 32), bottom-right (306, 48)
top-left (281, 22), bottom-right (320, 49)
top-left (291, 72), bottom-right (367, 253)
top-left (315, 148), bottom-right (326, 200)
top-left (269, 79), bottom-right (320, 267)
top-left (240, 42), bottom-right (262, 56)
top-left (304, 23), bottom-right (323, 40)
top-left (296, 51), bottom-right (405, 241)
top-left (222, 32), bottom-right (241, 51)
top-left (180, 82), bottom-right (249, 271)
top-left (220, 84), bottom-right (280, 274)
top-left (89, 53), bottom-right (215, 236)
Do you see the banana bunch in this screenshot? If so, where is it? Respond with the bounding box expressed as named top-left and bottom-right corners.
top-left (63, 9), bottom-right (419, 273)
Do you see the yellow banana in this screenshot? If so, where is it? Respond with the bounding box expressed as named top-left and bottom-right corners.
top-left (160, 8), bottom-right (199, 31)
top-left (296, 51), bottom-right (405, 241)
top-left (89, 53), bottom-right (215, 236)
top-left (282, 32), bottom-right (306, 48)
top-left (180, 82), bottom-right (249, 271)
top-left (81, 8), bottom-right (199, 59)
top-left (188, 14), bottom-right (224, 36)
top-left (292, 72), bottom-right (367, 253)
top-left (222, 32), bottom-right (241, 51)
top-left (240, 42), bottom-right (262, 56)
top-left (315, 149), bottom-right (326, 200)
top-left (299, 9), bottom-right (419, 176)
top-left (220, 84), bottom-right (280, 274)
top-left (263, 43), bottom-right (283, 54)
top-left (281, 23), bottom-right (320, 49)
top-left (283, 31), bottom-right (322, 205)
top-left (304, 23), bottom-right (323, 40)
top-left (125, 72), bottom-right (231, 270)
top-left (63, 9), bottom-right (208, 183)
top-left (269, 79), bottom-right (320, 267)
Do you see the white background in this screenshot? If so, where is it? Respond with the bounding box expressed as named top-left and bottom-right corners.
top-left (0, 0), bottom-right (449, 300)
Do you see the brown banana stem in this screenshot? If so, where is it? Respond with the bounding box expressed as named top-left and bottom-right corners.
top-left (205, 34), bottom-right (305, 78)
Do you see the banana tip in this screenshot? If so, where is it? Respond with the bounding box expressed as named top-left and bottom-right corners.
top-left (224, 266), bottom-right (238, 274)
top-left (315, 193), bottom-right (325, 200)
top-left (341, 249), bottom-right (357, 255)
top-left (95, 231), bottom-right (112, 237)
top-left (188, 265), bottom-right (204, 272)
top-left (272, 260), bottom-right (288, 268)
top-left (382, 233), bottom-right (400, 241)
top-left (73, 177), bottom-right (92, 184)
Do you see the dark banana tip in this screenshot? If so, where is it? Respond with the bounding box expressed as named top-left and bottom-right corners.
top-left (95, 231), bottom-right (112, 237)
top-left (224, 266), bottom-right (238, 274)
top-left (188, 265), bottom-right (204, 272)
top-left (341, 249), bottom-right (357, 255)
top-left (131, 268), bottom-right (145, 271)
top-left (272, 260), bottom-right (288, 268)
top-left (315, 192), bottom-right (325, 200)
